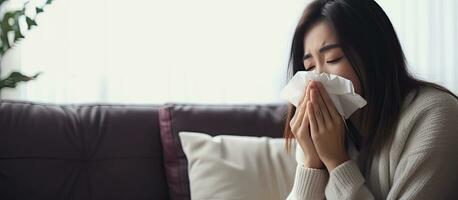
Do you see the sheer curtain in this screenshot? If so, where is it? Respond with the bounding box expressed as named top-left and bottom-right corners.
top-left (0, 0), bottom-right (306, 104)
top-left (377, 0), bottom-right (458, 94)
top-left (1, 0), bottom-right (457, 104)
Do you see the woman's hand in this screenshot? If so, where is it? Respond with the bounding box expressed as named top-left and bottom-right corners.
top-left (290, 81), bottom-right (325, 169)
top-left (307, 81), bottom-right (350, 172)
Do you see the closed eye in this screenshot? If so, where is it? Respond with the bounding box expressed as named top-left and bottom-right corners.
top-left (327, 56), bottom-right (343, 64)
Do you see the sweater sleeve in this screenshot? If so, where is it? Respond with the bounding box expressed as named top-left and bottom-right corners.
top-left (286, 142), bottom-right (329, 200)
top-left (286, 164), bottom-right (329, 200)
top-left (324, 159), bottom-right (375, 200)
top-left (325, 91), bottom-right (458, 200)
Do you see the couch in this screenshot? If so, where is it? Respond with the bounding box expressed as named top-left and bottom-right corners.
top-left (0, 100), bottom-right (287, 200)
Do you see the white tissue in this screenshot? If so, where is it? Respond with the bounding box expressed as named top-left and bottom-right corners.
top-left (280, 70), bottom-right (367, 119)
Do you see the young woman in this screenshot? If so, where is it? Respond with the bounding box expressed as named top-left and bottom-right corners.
top-left (283, 0), bottom-right (458, 199)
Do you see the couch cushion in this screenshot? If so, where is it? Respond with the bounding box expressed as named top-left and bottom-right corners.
top-left (0, 100), bottom-right (169, 200)
top-left (159, 103), bottom-right (288, 200)
top-left (179, 131), bottom-right (296, 200)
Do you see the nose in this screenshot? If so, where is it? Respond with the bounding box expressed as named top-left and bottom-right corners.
top-left (315, 64), bottom-right (325, 74)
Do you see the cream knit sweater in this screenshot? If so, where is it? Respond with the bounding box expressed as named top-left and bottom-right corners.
top-left (286, 86), bottom-right (458, 200)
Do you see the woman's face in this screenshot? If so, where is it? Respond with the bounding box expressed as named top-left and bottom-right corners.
top-left (303, 20), bottom-right (361, 94)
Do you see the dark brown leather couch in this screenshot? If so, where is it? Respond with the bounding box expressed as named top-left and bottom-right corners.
top-left (0, 100), bottom-right (287, 200)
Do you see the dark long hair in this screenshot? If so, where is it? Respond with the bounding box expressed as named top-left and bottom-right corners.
top-left (283, 0), bottom-right (458, 176)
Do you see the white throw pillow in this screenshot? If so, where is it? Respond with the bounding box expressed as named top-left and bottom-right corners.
top-left (179, 131), bottom-right (297, 200)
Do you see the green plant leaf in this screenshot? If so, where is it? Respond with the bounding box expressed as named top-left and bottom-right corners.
top-left (0, 0), bottom-right (8, 7)
top-left (0, 71), bottom-right (41, 90)
top-left (0, 0), bottom-right (54, 93)
top-left (14, 30), bottom-right (24, 40)
top-left (26, 17), bottom-right (37, 29)
top-left (36, 7), bottom-right (44, 14)
top-left (1, 9), bottom-right (25, 52)
top-left (0, 1), bottom-right (53, 58)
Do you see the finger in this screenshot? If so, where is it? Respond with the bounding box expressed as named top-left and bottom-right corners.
top-left (311, 88), bottom-right (325, 129)
top-left (299, 80), bottom-right (312, 108)
top-left (290, 108), bottom-right (298, 129)
top-left (299, 100), bottom-right (310, 133)
top-left (291, 97), bottom-right (307, 133)
top-left (292, 82), bottom-right (312, 130)
top-left (308, 101), bottom-right (319, 135)
top-left (290, 105), bottom-right (301, 132)
top-left (316, 82), bottom-right (340, 120)
top-left (313, 85), bottom-right (332, 122)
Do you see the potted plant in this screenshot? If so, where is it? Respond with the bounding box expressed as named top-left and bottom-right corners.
top-left (0, 0), bottom-right (53, 97)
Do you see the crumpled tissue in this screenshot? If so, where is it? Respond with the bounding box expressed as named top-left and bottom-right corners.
top-left (280, 70), bottom-right (367, 119)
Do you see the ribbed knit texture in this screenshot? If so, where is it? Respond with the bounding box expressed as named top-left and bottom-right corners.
top-left (286, 165), bottom-right (329, 200)
top-left (287, 86), bottom-right (458, 200)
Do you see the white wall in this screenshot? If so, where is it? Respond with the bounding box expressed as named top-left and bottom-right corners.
top-left (1, 0), bottom-right (457, 104)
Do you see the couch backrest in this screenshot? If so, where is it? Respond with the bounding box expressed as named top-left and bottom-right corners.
top-left (0, 100), bottom-right (169, 200)
top-left (0, 100), bottom-right (289, 200)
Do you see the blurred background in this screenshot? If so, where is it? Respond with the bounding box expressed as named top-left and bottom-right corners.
top-left (0, 0), bottom-right (456, 104)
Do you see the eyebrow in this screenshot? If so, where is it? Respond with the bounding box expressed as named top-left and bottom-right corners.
top-left (303, 43), bottom-right (341, 60)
